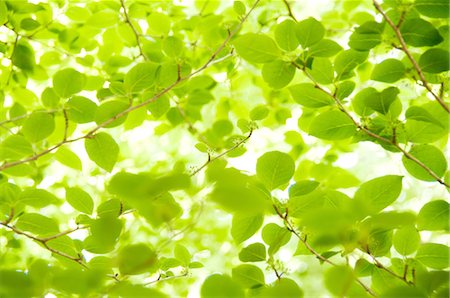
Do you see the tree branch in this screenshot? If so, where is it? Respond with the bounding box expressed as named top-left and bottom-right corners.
top-left (274, 205), bottom-right (376, 297)
top-left (365, 247), bottom-right (413, 285)
top-left (282, 0), bottom-right (297, 21)
top-left (292, 62), bottom-right (449, 188)
top-left (190, 129), bottom-right (253, 176)
top-left (120, 0), bottom-right (145, 59)
top-left (373, 0), bottom-right (449, 113)
top-left (0, 0), bottom-right (261, 173)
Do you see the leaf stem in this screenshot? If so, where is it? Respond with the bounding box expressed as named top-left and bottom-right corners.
top-left (119, 0), bottom-right (145, 59)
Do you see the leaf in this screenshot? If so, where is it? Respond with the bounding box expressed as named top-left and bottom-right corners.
top-left (118, 243), bottom-right (157, 275)
top-left (414, 0), bottom-right (449, 18)
top-left (274, 19), bottom-right (299, 51)
top-left (353, 175), bottom-right (403, 216)
top-left (200, 274), bottom-right (244, 298)
top-left (231, 213), bottom-right (264, 243)
top-left (402, 145), bottom-right (447, 181)
top-left (147, 12), bottom-right (171, 36)
top-left (54, 147), bottom-right (83, 171)
top-left (256, 151), bottom-right (295, 190)
top-left (86, 10), bottom-right (118, 28)
top-left (162, 36), bottom-right (184, 58)
top-left (97, 199), bottom-right (122, 218)
top-left (250, 105), bottom-right (269, 121)
top-left (85, 132), bottom-right (119, 172)
top-left (12, 42), bottom-right (35, 71)
top-left (0, 135), bottom-right (33, 160)
top-left (393, 226), bottom-right (420, 255)
top-left (324, 266), bottom-right (365, 297)
top-left (309, 110), bottom-right (356, 140)
top-left (416, 243), bottom-right (450, 269)
top-left (296, 17), bottom-right (325, 48)
top-left (260, 278), bottom-right (304, 298)
top-left (67, 96), bottom-right (97, 123)
top-left (262, 60), bottom-right (296, 89)
top-left (174, 244), bottom-right (191, 265)
top-left (232, 264), bottom-right (265, 288)
top-left (65, 187), bottom-right (94, 214)
top-left (348, 21), bottom-right (383, 51)
top-left (371, 59), bottom-right (405, 83)
top-left (289, 83), bottom-right (334, 108)
top-left (18, 188), bottom-right (59, 208)
top-left (334, 49), bottom-right (368, 79)
top-left (308, 39), bottom-right (343, 57)
top-left (53, 68), bottom-right (86, 98)
top-left (94, 100), bottom-right (129, 128)
top-left (261, 223), bottom-right (291, 254)
top-left (289, 180), bottom-right (320, 197)
top-left (336, 80), bottom-right (356, 100)
top-left (308, 58), bottom-right (334, 84)
top-left (239, 243), bottom-right (266, 262)
top-left (400, 18), bottom-right (443, 47)
top-left (21, 112), bottom-right (55, 143)
top-left (124, 62), bottom-right (159, 94)
top-left (147, 95), bottom-right (170, 119)
top-left (233, 33), bottom-right (281, 63)
top-left (110, 283), bottom-right (166, 298)
top-left (419, 48), bottom-right (450, 73)
top-left (363, 87), bottom-right (399, 115)
top-left (16, 213), bottom-right (59, 235)
top-left (417, 200), bottom-right (449, 231)
top-left (233, 1), bottom-right (246, 15)
top-left (85, 217), bottom-right (122, 253)
top-left (379, 286), bottom-right (427, 298)
top-left (405, 106), bottom-right (444, 128)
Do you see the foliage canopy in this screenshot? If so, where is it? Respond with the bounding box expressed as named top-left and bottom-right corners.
top-left (0, 0), bottom-right (449, 297)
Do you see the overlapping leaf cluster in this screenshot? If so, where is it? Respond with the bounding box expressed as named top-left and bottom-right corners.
top-left (0, 0), bottom-right (448, 297)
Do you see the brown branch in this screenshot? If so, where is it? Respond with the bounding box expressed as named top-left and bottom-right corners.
top-left (0, 0), bottom-right (261, 173)
top-left (282, 0), bottom-right (297, 21)
top-left (0, 222), bottom-right (88, 268)
top-left (373, 0), bottom-right (449, 113)
top-left (120, 0), bottom-right (145, 59)
top-left (365, 247), bottom-right (413, 285)
top-left (293, 62), bottom-right (449, 188)
top-left (190, 130), bottom-right (253, 176)
top-left (274, 205), bottom-right (376, 297)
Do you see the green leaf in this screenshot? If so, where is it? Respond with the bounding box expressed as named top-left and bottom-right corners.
top-left (231, 213), bottom-right (264, 243)
top-left (371, 59), bottom-right (405, 83)
top-left (54, 147), bottom-right (82, 171)
top-left (232, 264), bottom-right (265, 288)
top-left (309, 110), bottom-right (356, 140)
top-left (239, 243), bottom-right (266, 262)
top-left (21, 112), bottom-right (55, 143)
top-left (250, 105), bottom-right (269, 121)
top-left (262, 60), bottom-right (296, 89)
top-left (288, 83), bottom-right (334, 108)
top-left (110, 283), bottom-right (166, 298)
top-left (41, 87), bottom-right (60, 108)
top-left (94, 100), bottom-right (129, 128)
top-left (0, 183), bottom-right (21, 206)
top-left (402, 145), bottom-right (447, 181)
top-left (348, 21), bottom-right (383, 51)
top-left (85, 132), bottom-right (119, 172)
top-left (274, 19), bottom-right (299, 51)
top-left (233, 33), bottom-right (281, 63)
top-left (67, 96), bottom-right (97, 123)
top-left (416, 243), bottom-right (450, 269)
top-left (393, 226), bottom-right (420, 255)
top-left (86, 10), bottom-right (118, 28)
top-left (147, 95), bottom-right (170, 119)
top-left (97, 199), bottom-right (122, 218)
top-left (418, 48), bottom-right (450, 73)
top-left (400, 18), bottom-right (443, 47)
top-left (118, 243), bottom-right (157, 275)
top-left (336, 81), bottom-right (356, 100)
top-left (0, 1), bottom-right (7, 26)
top-left (334, 49), bottom-right (368, 79)
top-left (308, 39), bottom-right (343, 57)
top-left (0, 135), bottom-right (33, 160)
top-left (147, 12), bottom-right (171, 36)
top-left (296, 17), bottom-right (325, 48)
top-left (308, 58), bottom-right (334, 84)
top-left (18, 188), bottom-right (59, 208)
top-left (65, 187), bottom-right (94, 214)
top-left (417, 200), bottom-right (449, 231)
top-left (363, 87), bottom-right (399, 115)
top-left (12, 42), bottom-right (35, 71)
top-left (53, 68), bottom-right (86, 98)
top-left (379, 286), bottom-right (427, 298)
top-left (260, 278), bottom-right (304, 298)
top-left (200, 274), bottom-right (244, 298)
top-left (124, 62), bottom-right (159, 94)
top-left (414, 0), bottom-right (449, 18)
top-left (405, 106), bottom-right (444, 128)
top-left (354, 175), bottom-right (403, 216)
top-left (174, 244), bottom-right (191, 265)
top-left (289, 180), bottom-right (320, 197)
top-left (233, 1), bottom-right (246, 15)
top-left (16, 213), bottom-right (59, 235)
top-left (324, 266), bottom-right (365, 297)
top-left (85, 217), bottom-right (122, 253)
top-left (261, 223), bottom-right (291, 254)
top-left (162, 36), bottom-right (184, 58)
top-left (256, 151), bottom-right (295, 190)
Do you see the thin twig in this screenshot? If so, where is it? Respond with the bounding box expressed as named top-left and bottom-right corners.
top-left (120, 0), bottom-right (145, 59)
top-left (145, 271), bottom-right (189, 285)
top-left (293, 62), bottom-right (449, 188)
top-left (274, 205), bottom-right (376, 296)
top-left (0, 0), bottom-right (261, 173)
top-left (190, 130), bottom-right (253, 176)
top-left (373, 0), bottom-right (449, 113)
top-left (365, 247), bottom-right (413, 285)
top-left (282, 0), bottom-right (297, 21)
